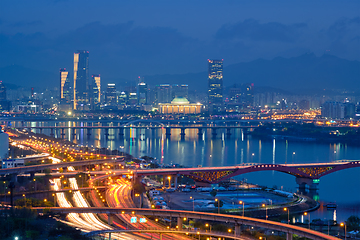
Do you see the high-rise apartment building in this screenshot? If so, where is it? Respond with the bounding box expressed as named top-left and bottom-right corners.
top-left (137, 82), bottom-right (148, 105)
top-left (91, 74), bottom-right (101, 105)
top-left (208, 59), bottom-right (223, 112)
top-left (172, 84), bottom-right (188, 99)
top-left (73, 50), bottom-right (89, 110)
top-left (156, 84), bottom-right (172, 104)
top-left (60, 68), bottom-right (71, 102)
top-left (105, 83), bottom-right (117, 106)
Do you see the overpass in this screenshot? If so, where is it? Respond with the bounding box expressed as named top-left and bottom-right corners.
top-left (0, 157), bottom-right (123, 175)
top-left (85, 229), bottom-right (250, 240)
top-left (33, 207), bottom-right (340, 240)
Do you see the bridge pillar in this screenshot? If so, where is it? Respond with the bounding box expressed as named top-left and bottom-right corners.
top-left (180, 128), bottom-right (186, 139)
top-left (211, 128), bottom-right (217, 138)
top-left (177, 217), bottom-right (182, 230)
top-left (163, 176), bottom-right (166, 188)
top-left (296, 177), bottom-right (319, 190)
top-left (105, 128), bottom-right (109, 139)
top-left (119, 127), bottom-right (124, 138)
top-left (71, 128), bottom-right (76, 139)
top-left (107, 213), bottom-right (113, 225)
top-left (50, 128), bottom-right (54, 137)
top-left (226, 128), bottom-right (231, 138)
top-left (108, 232), bottom-right (111, 240)
top-left (61, 128), bottom-right (65, 138)
top-left (87, 128), bottom-right (91, 137)
top-left (174, 174), bottom-right (178, 189)
top-left (286, 232), bottom-right (293, 240)
top-left (39, 128), bottom-right (43, 134)
top-left (160, 233), bottom-right (163, 240)
top-left (165, 128), bottom-right (171, 137)
top-left (235, 224), bottom-right (241, 236)
top-left (197, 128), bottom-right (203, 138)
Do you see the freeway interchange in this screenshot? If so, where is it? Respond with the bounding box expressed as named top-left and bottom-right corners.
top-left (3, 133), bottom-right (341, 240)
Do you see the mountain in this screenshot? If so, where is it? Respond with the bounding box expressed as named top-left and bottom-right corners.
top-left (0, 65), bottom-right (58, 90)
top-left (0, 54), bottom-right (359, 93)
top-left (144, 53), bottom-right (360, 93)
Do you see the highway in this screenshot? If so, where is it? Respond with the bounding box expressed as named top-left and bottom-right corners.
top-left (33, 207), bottom-right (340, 240)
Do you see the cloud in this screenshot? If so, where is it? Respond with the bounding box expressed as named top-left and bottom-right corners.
top-left (327, 17), bottom-right (360, 41)
top-left (215, 19), bottom-right (307, 42)
top-left (11, 20), bottom-right (43, 28)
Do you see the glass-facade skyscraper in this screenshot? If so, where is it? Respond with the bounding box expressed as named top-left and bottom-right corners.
top-left (208, 59), bottom-right (223, 112)
top-left (60, 68), bottom-right (71, 102)
top-left (91, 74), bottom-right (101, 105)
top-left (73, 50), bottom-right (89, 110)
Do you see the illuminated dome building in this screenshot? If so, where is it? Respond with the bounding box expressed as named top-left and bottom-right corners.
top-left (159, 97), bottom-right (202, 114)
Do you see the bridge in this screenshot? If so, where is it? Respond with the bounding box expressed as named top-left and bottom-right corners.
top-left (2, 159), bottom-right (359, 189)
top-left (33, 207), bottom-right (340, 240)
top-left (120, 160), bottom-right (360, 189)
top-left (11, 124), bottom-right (258, 139)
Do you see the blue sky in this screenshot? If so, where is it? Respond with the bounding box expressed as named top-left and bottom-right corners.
top-left (1, 0), bottom-right (359, 82)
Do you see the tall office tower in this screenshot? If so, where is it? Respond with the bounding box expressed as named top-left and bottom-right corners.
top-left (156, 84), bottom-right (172, 104)
top-left (73, 50), bottom-right (89, 110)
top-left (91, 74), bottom-right (101, 104)
top-left (105, 83), bottom-right (117, 106)
top-left (242, 83), bottom-right (254, 108)
top-left (208, 59), bottom-right (223, 112)
top-left (172, 84), bottom-right (189, 99)
top-left (0, 81), bottom-right (6, 101)
top-left (137, 82), bottom-right (148, 105)
top-left (60, 68), bottom-right (71, 102)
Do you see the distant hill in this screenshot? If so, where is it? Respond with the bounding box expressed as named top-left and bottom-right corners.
top-left (144, 53), bottom-right (360, 93)
top-left (0, 54), bottom-right (359, 94)
top-left (0, 65), bottom-right (57, 90)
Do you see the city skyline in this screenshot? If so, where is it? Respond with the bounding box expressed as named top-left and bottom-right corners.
top-left (1, 1), bottom-right (359, 92)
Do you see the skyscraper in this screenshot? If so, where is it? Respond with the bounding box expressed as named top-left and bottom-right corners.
top-left (73, 50), bottom-right (89, 110)
top-left (60, 68), bottom-right (71, 102)
top-left (105, 83), bottom-right (117, 106)
top-left (208, 59), bottom-right (223, 112)
top-left (172, 84), bottom-right (188, 99)
top-left (91, 74), bottom-right (101, 105)
top-left (137, 82), bottom-right (148, 105)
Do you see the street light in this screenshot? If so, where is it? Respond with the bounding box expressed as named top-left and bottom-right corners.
top-left (190, 196), bottom-right (195, 211)
top-left (340, 222), bottom-right (347, 240)
top-left (239, 201), bottom-right (245, 217)
top-left (259, 237), bottom-right (266, 240)
top-left (205, 223), bottom-right (211, 233)
top-left (304, 212), bottom-right (310, 229)
top-left (135, 193), bottom-right (142, 208)
top-left (262, 203), bottom-right (268, 220)
top-left (215, 198), bottom-right (220, 214)
top-left (167, 176), bottom-right (171, 188)
top-left (52, 193), bottom-right (56, 207)
top-left (284, 207), bottom-right (289, 224)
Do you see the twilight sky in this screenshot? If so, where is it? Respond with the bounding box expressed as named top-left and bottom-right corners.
top-left (1, 0), bottom-right (359, 85)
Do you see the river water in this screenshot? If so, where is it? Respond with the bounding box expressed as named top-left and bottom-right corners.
top-left (13, 121), bottom-right (360, 222)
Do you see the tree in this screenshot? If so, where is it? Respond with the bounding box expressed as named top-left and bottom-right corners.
top-left (346, 215), bottom-right (360, 231)
top-left (210, 189), bottom-right (217, 198)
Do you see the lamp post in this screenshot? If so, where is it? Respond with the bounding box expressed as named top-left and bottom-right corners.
top-left (304, 212), bottom-right (310, 229)
top-left (205, 223), bottom-right (211, 233)
top-left (52, 193), bottom-right (56, 207)
top-left (135, 193), bottom-right (142, 208)
top-left (23, 194), bottom-right (26, 207)
top-left (340, 222), bottom-right (347, 240)
top-left (262, 203), bottom-right (268, 220)
top-left (167, 176), bottom-right (171, 188)
top-left (284, 207), bottom-right (289, 224)
top-left (190, 196), bottom-right (194, 211)
top-left (215, 198), bottom-right (220, 214)
top-left (239, 201), bottom-right (245, 217)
